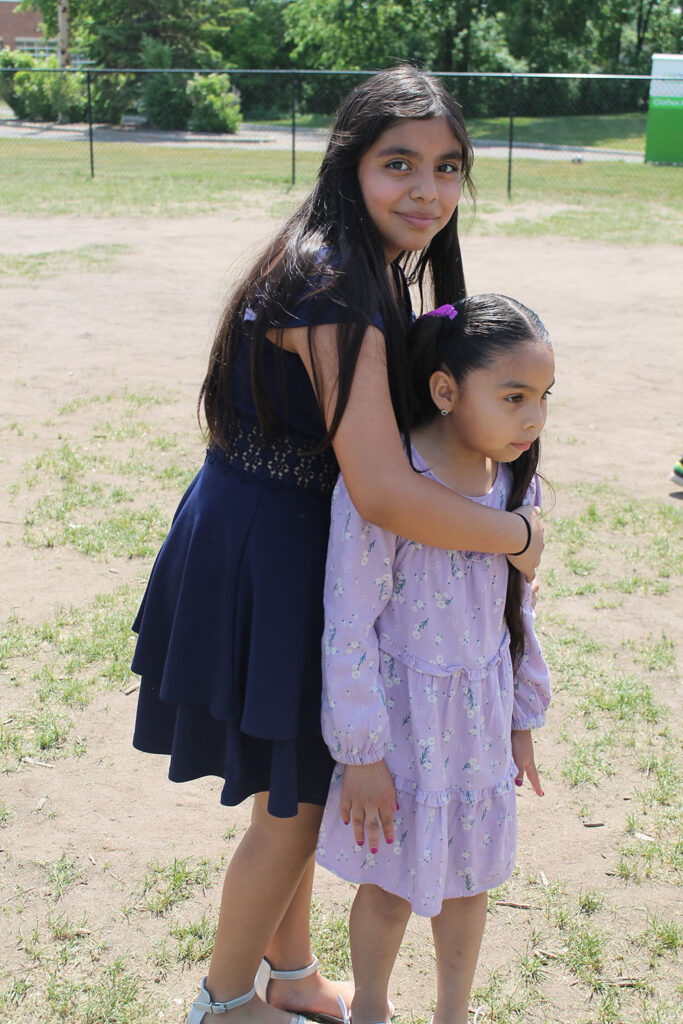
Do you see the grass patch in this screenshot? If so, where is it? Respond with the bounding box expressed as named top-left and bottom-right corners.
top-left (469, 111), bottom-right (648, 150)
top-left (41, 854), bottom-right (82, 901)
top-left (21, 407), bottom-right (198, 557)
top-left (0, 138), bottom-right (322, 217)
top-left (2, 137), bottom-right (681, 247)
top-left (539, 483), bottom-right (682, 891)
top-left (140, 857), bottom-right (214, 916)
top-left (310, 897), bottom-right (352, 977)
top-left (0, 243), bottom-right (131, 281)
top-left (0, 586), bottom-right (138, 768)
top-left (468, 159), bottom-right (683, 245)
top-left (169, 914), bottom-right (217, 964)
top-left (15, 388), bottom-right (194, 530)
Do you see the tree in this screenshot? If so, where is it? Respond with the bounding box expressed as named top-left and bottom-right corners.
top-left (284, 0), bottom-right (423, 70)
top-left (57, 0), bottom-right (70, 67)
top-left (20, 0), bottom-right (226, 67)
top-left (208, 1), bottom-right (291, 69)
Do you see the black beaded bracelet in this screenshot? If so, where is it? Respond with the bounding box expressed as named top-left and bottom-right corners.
top-left (509, 512), bottom-right (532, 556)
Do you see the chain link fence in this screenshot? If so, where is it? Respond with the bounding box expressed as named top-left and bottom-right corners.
top-left (1, 66), bottom-right (681, 210)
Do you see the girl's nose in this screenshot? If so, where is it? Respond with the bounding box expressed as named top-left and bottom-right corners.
top-left (410, 168), bottom-right (438, 202)
top-left (525, 403), bottom-right (546, 430)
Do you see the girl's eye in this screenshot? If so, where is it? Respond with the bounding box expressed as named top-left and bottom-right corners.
top-left (543, 389), bottom-right (553, 399)
top-left (386, 159), bottom-right (410, 171)
top-left (505, 394), bottom-right (523, 403)
top-left (437, 162), bottom-right (461, 174)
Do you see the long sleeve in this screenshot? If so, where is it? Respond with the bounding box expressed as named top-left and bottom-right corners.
top-left (511, 474), bottom-right (551, 730)
top-left (321, 475), bottom-right (398, 765)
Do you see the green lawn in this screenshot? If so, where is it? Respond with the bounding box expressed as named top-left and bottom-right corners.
top-left (249, 111), bottom-right (649, 151)
top-left (468, 112), bottom-right (648, 151)
top-left (1, 137), bottom-right (681, 245)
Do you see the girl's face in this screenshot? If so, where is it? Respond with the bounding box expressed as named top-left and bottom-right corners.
top-left (440, 340), bottom-right (555, 464)
top-left (357, 117), bottom-right (463, 263)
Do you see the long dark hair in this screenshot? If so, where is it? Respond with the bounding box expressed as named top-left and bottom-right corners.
top-left (199, 66), bottom-right (475, 450)
top-left (407, 293), bottom-right (552, 669)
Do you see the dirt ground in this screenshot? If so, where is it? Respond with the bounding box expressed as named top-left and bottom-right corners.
top-left (1, 210), bottom-right (682, 1023)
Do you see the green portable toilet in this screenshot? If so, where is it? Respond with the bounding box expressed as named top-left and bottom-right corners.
top-left (645, 53), bottom-right (683, 165)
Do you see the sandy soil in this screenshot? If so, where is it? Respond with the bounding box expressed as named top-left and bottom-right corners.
top-left (1, 211), bottom-right (682, 1023)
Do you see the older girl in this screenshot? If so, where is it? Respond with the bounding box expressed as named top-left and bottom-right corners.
top-left (130, 70), bottom-right (543, 1024)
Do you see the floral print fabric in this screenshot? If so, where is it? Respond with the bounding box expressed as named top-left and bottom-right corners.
top-left (316, 451), bottom-right (551, 916)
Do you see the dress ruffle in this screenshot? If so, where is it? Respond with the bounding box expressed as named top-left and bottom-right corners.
top-left (317, 776), bottom-right (518, 917)
top-left (379, 631), bottom-right (508, 680)
top-left (392, 762), bottom-right (517, 808)
top-left (131, 450), bottom-right (335, 816)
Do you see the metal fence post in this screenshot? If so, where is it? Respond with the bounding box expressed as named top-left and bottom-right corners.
top-left (291, 73), bottom-right (296, 186)
top-left (507, 75), bottom-right (515, 199)
top-left (86, 70), bottom-right (95, 178)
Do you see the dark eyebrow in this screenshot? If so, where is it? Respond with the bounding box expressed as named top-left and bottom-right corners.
top-left (376, 145), bottom-right (462, 161)
top-left (496, 378), bottom-right (556, 390)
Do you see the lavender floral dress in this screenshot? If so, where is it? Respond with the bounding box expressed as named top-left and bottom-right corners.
top-left (316, 450), bottom-right (551, 917)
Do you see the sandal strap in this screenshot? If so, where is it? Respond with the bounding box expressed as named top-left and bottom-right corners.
top-left (337, 996), bottom-right (351, 1024)
top-left (191, 977), bottom-right (256, 1015)
top-left (268, 955), bottom-right (319, 981)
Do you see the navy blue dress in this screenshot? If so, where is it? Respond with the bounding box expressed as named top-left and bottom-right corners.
top-left (131, 293), bottom-right (389, 818)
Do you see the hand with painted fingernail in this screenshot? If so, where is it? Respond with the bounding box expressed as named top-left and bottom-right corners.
top-left (511, 728), bottom-right (544, 796)
top-left (339, 760), bottom-right (397, 851)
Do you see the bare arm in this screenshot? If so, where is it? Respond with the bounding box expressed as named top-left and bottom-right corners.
top-left (282, 323), bottom-right (543, 568)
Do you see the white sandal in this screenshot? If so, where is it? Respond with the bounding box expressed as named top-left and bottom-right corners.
top-left (185, 977), bottom-right (308, 1024)
top-left (256, 958), bottom-right (356, 1024)
top-left (335, 994), bottom-right (390, 1024)
top-left (428, 1008), bottom-right (486, 1024)
top-left (255, 957), bottom-right (319, 1003)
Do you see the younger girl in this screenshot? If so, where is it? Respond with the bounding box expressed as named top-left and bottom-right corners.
top-left (317, 294), bottom-right (553, 1024)
top-left (131, 67), bottom-right (545, 1024)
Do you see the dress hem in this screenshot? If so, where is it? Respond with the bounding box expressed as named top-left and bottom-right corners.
top-left (316, 856), bottom-right (513, 917)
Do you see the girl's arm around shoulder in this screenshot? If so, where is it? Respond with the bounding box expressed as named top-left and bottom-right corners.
top-left (284, 323), bottom-right (543, 570)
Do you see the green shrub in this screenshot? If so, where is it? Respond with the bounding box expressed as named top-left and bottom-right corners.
top-left (0, 48), bottom-right (36, 114)
top-left (88, 72), bottom-right (134, 125)
top-left (0, 52), bottom-right (86, 122)
top-left (139, 37), bottom-right (191, 130)
top-left (186, 73), bottom-right (241, 134)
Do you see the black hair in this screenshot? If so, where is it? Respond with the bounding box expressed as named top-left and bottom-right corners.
top-left (199, 65), bottom-right (474, 451)
top-left (407, 293), bottom-right (552, 669)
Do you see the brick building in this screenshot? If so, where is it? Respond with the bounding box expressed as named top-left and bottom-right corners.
top-left (0, 0), bottom-right (54, 55)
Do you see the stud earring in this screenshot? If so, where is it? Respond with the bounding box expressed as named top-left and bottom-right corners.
top-left (440, 409), bottom-right (449, 417)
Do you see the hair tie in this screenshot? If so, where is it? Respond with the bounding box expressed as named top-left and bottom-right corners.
top-left (509, 512), bottom-right (532, 556)
top-left (421, 304), bottom-right (458, 321)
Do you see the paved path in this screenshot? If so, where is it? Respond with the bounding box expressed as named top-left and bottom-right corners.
top-left (0, 117), bottom-right (645, 162)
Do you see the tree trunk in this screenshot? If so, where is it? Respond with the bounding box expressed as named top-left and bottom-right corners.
top-left (57, 0), bottom-right (70, 68)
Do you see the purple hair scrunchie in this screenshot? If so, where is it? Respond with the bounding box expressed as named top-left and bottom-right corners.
top-left (421, 304), bottom-right (458, 321)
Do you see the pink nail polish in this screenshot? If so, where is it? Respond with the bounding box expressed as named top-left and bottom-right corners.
top-left (386, 837), bottom-right (394, 844)
top-left (395, 802), bottom-right (400, 811)
top-left (370, 847), bottom-right (378, 854)
top-left (357, 839), bottom-right (364, 846)
top-left (515, 778), bottom-right (523, 786)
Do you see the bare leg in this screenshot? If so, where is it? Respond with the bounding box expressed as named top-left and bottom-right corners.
top-left (203, 795), bottom-right (323, 1024)
top-left (349, 885), bottom-right (411, 1024)
top-left (431, 892), bottom-right (488, 1024)
top-left (265, 856), bottom-right (354, 1017)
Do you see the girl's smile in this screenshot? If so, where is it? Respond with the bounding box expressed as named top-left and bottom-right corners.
top-left (357, 117), bottom-right (463, 263)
